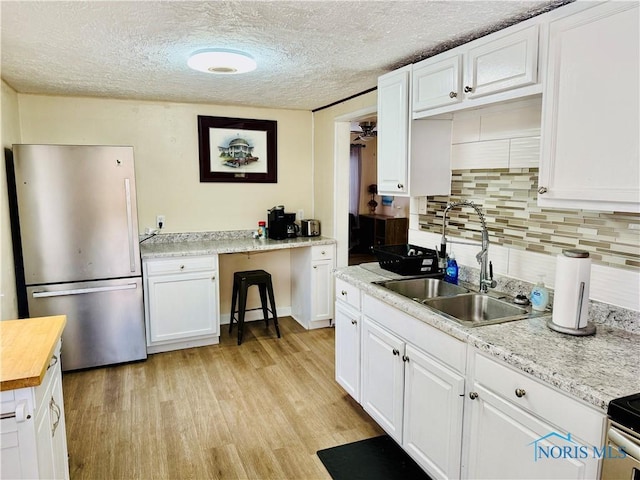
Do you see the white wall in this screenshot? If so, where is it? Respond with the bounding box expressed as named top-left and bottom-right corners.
top-left (1, 81), bottom-right (21, 320)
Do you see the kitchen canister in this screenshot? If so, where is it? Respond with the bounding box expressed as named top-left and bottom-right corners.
top-left (547, 249), bottom-right (596, 336)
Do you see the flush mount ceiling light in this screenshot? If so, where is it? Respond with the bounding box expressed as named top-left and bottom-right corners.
top-left (187, 49), bottom-right (256, 75)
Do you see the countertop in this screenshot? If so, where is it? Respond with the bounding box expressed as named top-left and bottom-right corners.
top-left (1, 315), bottom-right (66, 391)
top-left (335, 264), bottom-right (640, 411)
top-left (140, 234), bottom-right (336, 259)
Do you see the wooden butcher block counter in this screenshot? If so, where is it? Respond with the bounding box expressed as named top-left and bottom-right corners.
top-left (1, 315), bottom-right (66, 391)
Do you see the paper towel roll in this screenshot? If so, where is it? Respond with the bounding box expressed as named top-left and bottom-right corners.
top-left (551, 250), bottom-right (591, 330)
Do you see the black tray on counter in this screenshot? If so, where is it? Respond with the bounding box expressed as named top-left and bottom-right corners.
top-left (371, 244), bottom-right (440, 276)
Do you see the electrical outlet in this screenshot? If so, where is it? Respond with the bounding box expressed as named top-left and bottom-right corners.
top-left (297, 209), bottom-right (304, 221)
top-left (156, 215), bottom-right (165, 229)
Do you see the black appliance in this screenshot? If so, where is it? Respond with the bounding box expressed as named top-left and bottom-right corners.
top-left (602, 392), bottom-right (640, 479)
top-left (268, 206), bottom-right (298, 240)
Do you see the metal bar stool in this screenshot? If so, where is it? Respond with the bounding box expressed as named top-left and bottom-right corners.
top-left (229, 269), bottom-right (281, 345)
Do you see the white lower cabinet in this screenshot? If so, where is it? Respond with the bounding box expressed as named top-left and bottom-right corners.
top-left (1, 341), bottom-right (69, 480)
top-left (360, 294), bottom-right (466, 479)
top-left (403, 344), bottom-right (465, 479)
top-left (463, 352), bottom-right (604, 479)
top-left (334, 280), bottom-right (607, 480)
top-left (143, 255), bottom-right (220, 353)
top-left (361, 317), bottom-right (405, 441)
top-left (291, 245), bottom-right (335, 329)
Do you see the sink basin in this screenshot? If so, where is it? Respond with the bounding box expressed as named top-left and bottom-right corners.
top-left (424, 293), bottom-right (530, 326)
top-left (376, 278), bottom-right (469, 301)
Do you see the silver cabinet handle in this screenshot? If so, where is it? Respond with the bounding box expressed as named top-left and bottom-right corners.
top-left (515, 388), bottom-right (526, 398)
top-left (402, 355), bottom-right (409, 363)
top-left (397, 184), bottom-right (404, 190)
top-left (449, 91), bottom-right (457, 98)
top-left (341, 290), bottom-right (347, 296)
top-left (392, 348), bottom-right (400, 356)
top-left (469, 392), bottom-right (479, 400)
top-left (47, 355), bottom-right (58, 371)
top-left (180, 265), bottom-right (185, 270)
top-left (50, 397), bottom-right (61, 436)
top-left (321, 251), bottom-right (326, 255)
top-left (211, 275), bottom-right (216, 281)
top-left (538, 186), bottom-right (548, 194)
top-left (351, 319), bottom-right (357, 325)
top-left (464, 85), bottom-right (473, 93)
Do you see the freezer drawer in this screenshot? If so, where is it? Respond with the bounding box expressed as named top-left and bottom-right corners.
top-left (27, 278), bottom-right (147, 371)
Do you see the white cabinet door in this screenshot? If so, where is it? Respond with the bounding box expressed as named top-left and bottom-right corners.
top-left (539, 2), bottom-right (639, 212)
top-left (361, 317), bottom-right (405, 442)
top-left (146, 270), bottom-right (218, 343)
top-left (465, 25), bottom-right (539, 98)
top-left (334, 302), bottom-right (361, 402)
top-left (377, 66), bottom-right (410, 195)
top-left (403, 345), bottom-right (465, 480)
top-left (465, 384), bottom-right (598, 480)
top-left (412, 54), bottom-right (462, 111)
top-left (311, 259), bottom-right (333, 322)
top-left (50, 371), bottom-right (69, 480)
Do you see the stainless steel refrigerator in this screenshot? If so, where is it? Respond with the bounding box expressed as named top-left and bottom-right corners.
top-left (7, 144), bottom-right (147, 371)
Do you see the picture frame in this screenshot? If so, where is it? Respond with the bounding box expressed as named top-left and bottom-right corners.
top-left (197, 115), bottom-right (277, 183)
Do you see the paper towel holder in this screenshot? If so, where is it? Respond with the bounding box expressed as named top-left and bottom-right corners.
top-left (547, 249), bottom-right (596, 336)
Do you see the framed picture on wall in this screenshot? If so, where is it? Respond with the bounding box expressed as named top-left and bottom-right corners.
top-left (197, 115), bottom-right (277, 183)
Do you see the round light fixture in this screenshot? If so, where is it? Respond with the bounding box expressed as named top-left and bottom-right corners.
top-left (187, 49), bottom-right (257, 75)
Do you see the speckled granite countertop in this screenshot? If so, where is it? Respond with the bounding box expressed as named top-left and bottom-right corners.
top-left (335, 263), bottom-right (640, 412)
top-left (140, 231), bottom-right (336, 258)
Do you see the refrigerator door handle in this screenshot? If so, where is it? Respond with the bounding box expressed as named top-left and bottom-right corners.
top-left (125, 178), bottom-right (136, 273)
top-left (32, 283), bottom-right (138, 298)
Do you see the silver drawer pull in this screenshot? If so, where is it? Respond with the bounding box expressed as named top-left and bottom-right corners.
top-left (515, 388), bottom-right (526, 398)
top-left (50, 397), bottom-right (61, 436)
top-left (341, 290), bottom-right (347, 296)
top-left (469, 392), bottom-right (479, 400)
top-left (350, 319), bottom-right (357, 325)
top-left (47, 355), bottom-right (58, 371)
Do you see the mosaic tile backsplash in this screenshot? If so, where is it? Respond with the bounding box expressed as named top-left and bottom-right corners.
top-left (418, 168), bottom-right (640, 271)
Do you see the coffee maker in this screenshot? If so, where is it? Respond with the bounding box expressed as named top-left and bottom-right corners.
top-left (268, 206), bottom-right (298, 240)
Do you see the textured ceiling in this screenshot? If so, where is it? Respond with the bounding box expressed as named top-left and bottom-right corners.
top-left (1, 1), bottom-right (569, 111)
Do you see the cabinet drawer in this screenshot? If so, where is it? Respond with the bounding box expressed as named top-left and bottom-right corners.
top-left (363, 295), bottom-right (466, 373)
top-left (145, 256), bottom-right (217, 276)
top-left (335, 278), bottom-right (361, 311)
top-left (312, 245), bottom-right (334, 261)
top-left (473, 352), bottom-right (604, 445)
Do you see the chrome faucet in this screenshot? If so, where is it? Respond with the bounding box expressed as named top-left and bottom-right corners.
top-left (439, 200), bottom-right (497, 293)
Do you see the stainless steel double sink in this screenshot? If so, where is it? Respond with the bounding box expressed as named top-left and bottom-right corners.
top-left (374, 277), bottom-right (535, 327)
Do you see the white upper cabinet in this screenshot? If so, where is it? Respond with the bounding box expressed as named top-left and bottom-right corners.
top-left (413, 22), bottom-right (541, 117)
top-left (465, 25), bottom-right (539, 99)
top-left (377, 66), bottom-right (452, 197)
top-left (377, 66), bottom-right (411, 195)
top-left (412, 53), bottom-right (462, 111)
top-left (538, 1), bottom-right (640, 212)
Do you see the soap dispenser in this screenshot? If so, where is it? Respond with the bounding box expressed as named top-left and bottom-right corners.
top-left (444, 252), bottom-right (459, 285)
top-left (530, 275), bottom-right (550, 312)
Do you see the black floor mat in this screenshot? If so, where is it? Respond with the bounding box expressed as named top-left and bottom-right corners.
top-left (316, 435), bottom-right (432, 480)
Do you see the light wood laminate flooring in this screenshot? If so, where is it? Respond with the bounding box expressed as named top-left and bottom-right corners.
top-left (62, 317), bottom-right (383, 479)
